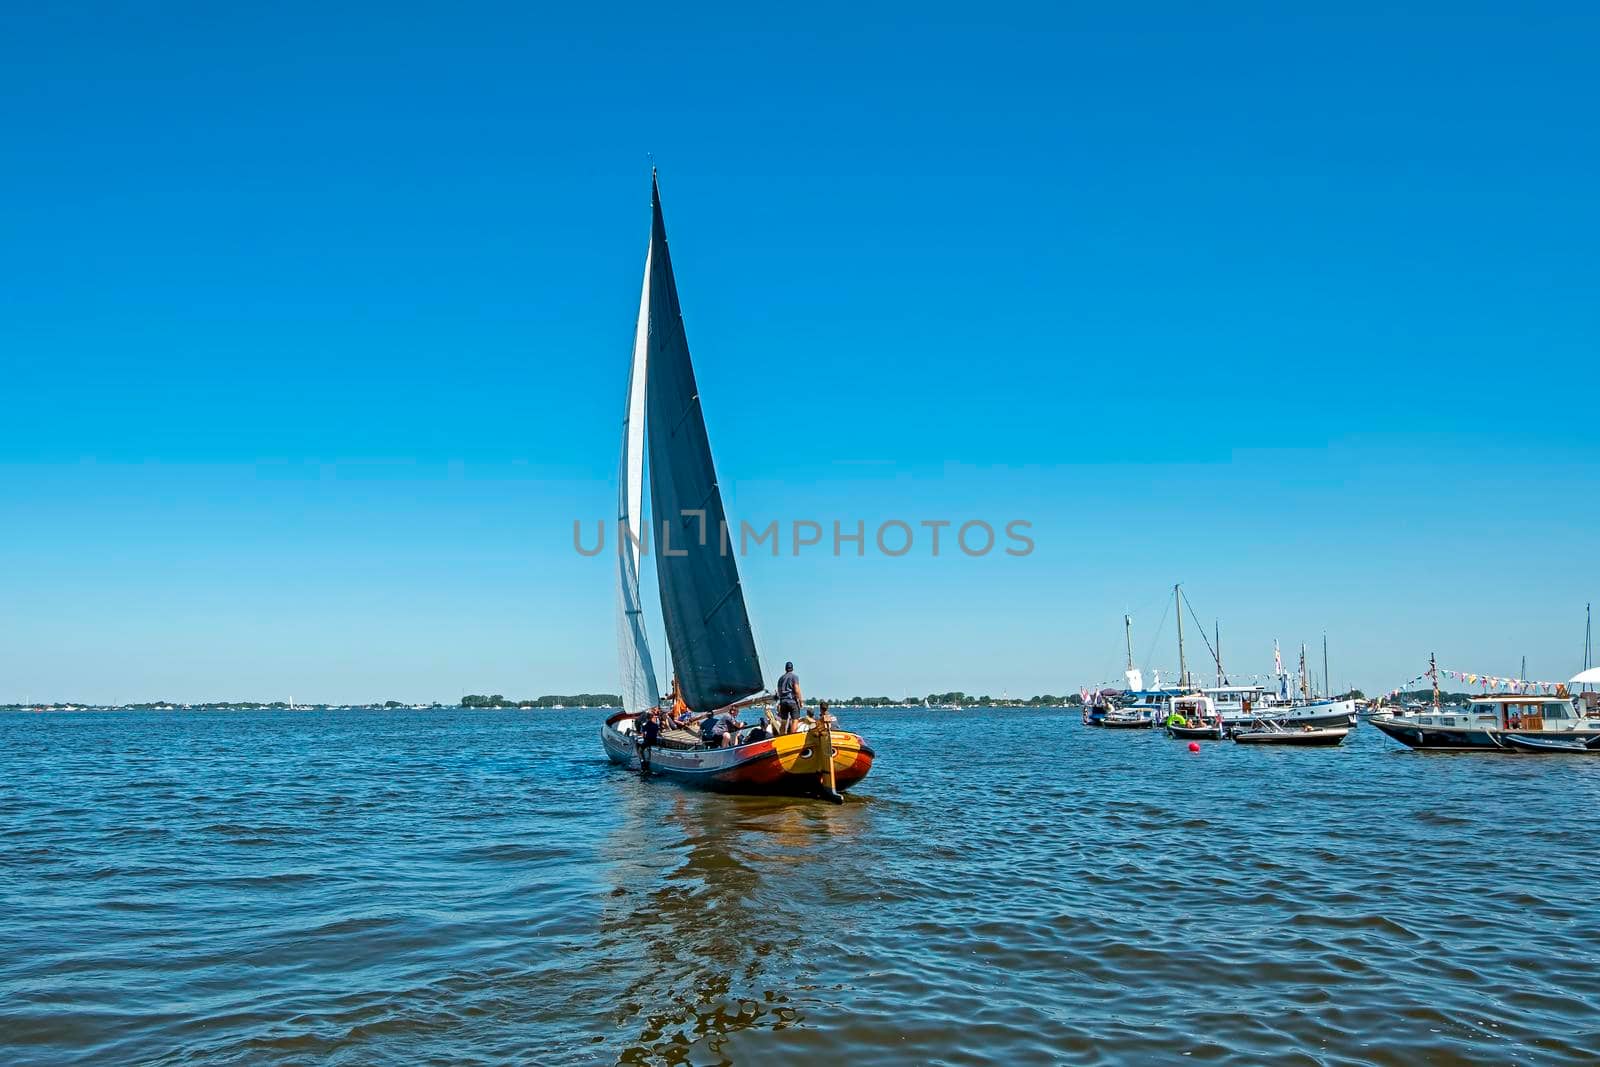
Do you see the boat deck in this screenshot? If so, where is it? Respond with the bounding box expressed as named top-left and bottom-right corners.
top-left (657, 727), bottom-right (707, 750)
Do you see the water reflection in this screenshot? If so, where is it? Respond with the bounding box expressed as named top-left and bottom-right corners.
top-left (598, 779), bottom-right (872, 1064)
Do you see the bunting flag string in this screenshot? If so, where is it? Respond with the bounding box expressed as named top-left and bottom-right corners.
top-left (1380, 672), bottom-right (1432, 701)
top-left (1439, 667), bottom-right (1568, 695)
top-left (1382, 668), bottom-right (1570, 699)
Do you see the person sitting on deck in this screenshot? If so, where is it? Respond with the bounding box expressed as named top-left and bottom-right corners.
top-left (665, 677), bottom-right (692, 729)
top-left (697, 710), bottom-right (743, 748)
top-left (776, 662), bottom-right (802, 732)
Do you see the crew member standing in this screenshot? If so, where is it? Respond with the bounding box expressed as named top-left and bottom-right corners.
top-left (776, 661), bottom-right (802, 733)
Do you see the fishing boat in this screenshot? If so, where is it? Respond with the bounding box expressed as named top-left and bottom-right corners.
top-left (1232, 721), bottom-right (1350, 746)
top-left (599, 174), bottom-right (874, 801)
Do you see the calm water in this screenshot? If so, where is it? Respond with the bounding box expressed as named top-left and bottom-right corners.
top-left (3, 708), bottom-right (1599, 1065)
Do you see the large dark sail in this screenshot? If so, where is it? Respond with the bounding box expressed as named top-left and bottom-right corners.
top-left (643, 176), bottom-right (765, 712)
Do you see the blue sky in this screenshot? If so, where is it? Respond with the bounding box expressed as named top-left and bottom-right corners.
top-left (2, 4), bottom-right (1595, 703)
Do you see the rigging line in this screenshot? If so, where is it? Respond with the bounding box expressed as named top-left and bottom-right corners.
top-left (1179, 588), bottom-right (1220, 672)
top-left (1142, 596), bottom-right (1172, 681)
top-left (1117, 592), bottom-right (1169, 678)
top-left (1103, 593), bottom-right (1166, 684)
top-left (1098, 632), bottom-right (1125, 686)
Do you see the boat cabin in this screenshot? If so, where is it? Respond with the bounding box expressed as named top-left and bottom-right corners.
top-left (1167, 694), bottom-right (1218, 724)
top-left (1121, 688), bottom-right (1183, 709)
top-left (1413, 695), bottom-right (1582, 731)
top-left (1200, 685), bottom-right (1278, 713)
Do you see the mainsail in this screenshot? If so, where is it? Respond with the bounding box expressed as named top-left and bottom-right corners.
top-left (615, 241), bottom-right (659, 715)
top-left (640, 175), bottom-right (764, 712)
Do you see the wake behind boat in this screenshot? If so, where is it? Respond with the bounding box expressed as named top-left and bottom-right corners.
top-left (601, 173), bottom-right (874, 801)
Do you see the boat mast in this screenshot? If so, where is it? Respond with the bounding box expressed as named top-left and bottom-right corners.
top-left (1215, 621), bottom-right (1223, 687)
top-left (1124, 614), bottom-right (1135, 673)
top-left (1323, 634), bottom-right (1330, 700)
top-left (1174, 583), bottom-right (1188, 690)
top-left (1298, 644), bottom-right (1310, 702)
top-left (1430, 651), bottom-right (1440, 712)
top-left (1586, 603), bottom-right (1594, 694)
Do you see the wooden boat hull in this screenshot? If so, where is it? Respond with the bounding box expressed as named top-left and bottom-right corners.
top-left (601, 712), bottom-right (874, 796)
top-left (1232, 727), bottom-right (1349, 746)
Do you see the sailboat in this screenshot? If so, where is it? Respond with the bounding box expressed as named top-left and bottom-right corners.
top-left (599, 174), bottom-right (875, 800)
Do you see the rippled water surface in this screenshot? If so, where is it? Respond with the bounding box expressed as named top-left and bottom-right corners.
top-left (4, 708), bottom-right (1600, 1065)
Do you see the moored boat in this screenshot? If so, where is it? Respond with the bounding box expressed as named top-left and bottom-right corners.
top-left (1500, 732), bottom-right (1600, 754)
top-left (1371, 694), bottom-right (1600, 753)
top-left (1269, 698), bottom-right (1359, 729)
top-left (601, 173), bottom-right (874, 800)
top-left (1166, 722), bottom-right (1224, 740)
top-left (1164, 694), bottom-right (1224, 739)
top-left (1081, 687), bottom-right (1118, 726)
top-left (1232, 722), bottom-right (1350, 746)
top-left (1103, 703), bottom-right (1159, 728)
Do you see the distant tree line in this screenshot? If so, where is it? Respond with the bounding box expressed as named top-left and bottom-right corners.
top-left (127, 701), bottom-right (292, 709)
top-left (825, 693), bottom-right (1081, 707)
top-left (1394, 688), bottom-right (1474, 705)
top-left (460, 694), bottom-right (622, 709)
top-left (3, 692), bottom-right (1101, 713)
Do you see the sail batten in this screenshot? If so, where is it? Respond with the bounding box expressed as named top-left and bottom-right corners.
top-left (641, 176), bottom-right (764, 713)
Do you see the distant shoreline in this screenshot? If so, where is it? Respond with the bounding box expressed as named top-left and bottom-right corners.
top-left (2, 697), bottom-right (1086, 713)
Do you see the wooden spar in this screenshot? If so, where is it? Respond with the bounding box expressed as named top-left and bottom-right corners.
top-left (710, 690), bottom-right (775, 716)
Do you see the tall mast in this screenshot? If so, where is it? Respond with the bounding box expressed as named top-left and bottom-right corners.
top-left (1299, 644), bottom-right (1310, 702)
top-left (1323, 633), bottom-right (1330, 700)
top-left (1430, 651), bottom-right (1440, 712)
top-left (1215, 621), bottom-right (1223, 687)
top-left (1586, 603), bottom-right (1594, 693)
top-left (1124, 614), bottom-right (1134, 672)
top-left (1174, 584), bottom-right (1188, 690)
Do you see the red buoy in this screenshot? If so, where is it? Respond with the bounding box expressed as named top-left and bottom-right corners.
top-left (1188, 742), bottom-right (1201, 753)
